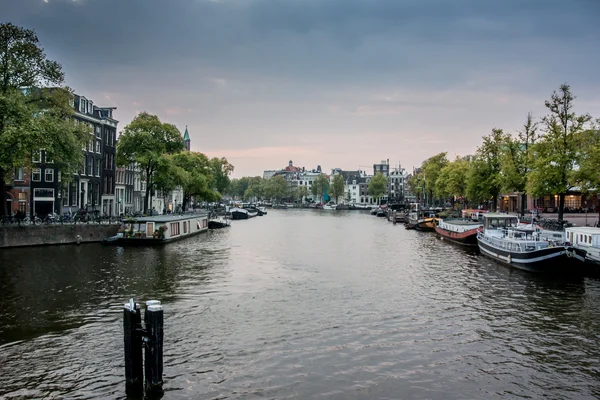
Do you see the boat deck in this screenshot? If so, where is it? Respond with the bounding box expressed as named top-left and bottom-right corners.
top-left (444, 219), bottom-right (482, 226)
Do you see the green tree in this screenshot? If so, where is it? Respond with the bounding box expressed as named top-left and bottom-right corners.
top-left (436, 156), bottom-right (470, 207)
top-left (330, 174), bottom-right (345, 204)
top-left (572, 123), bottom-right (600, 195)
top-left (153, 155), bottom-right (183, 212)
top-left (311, 173), bottom-right (329, 203)
top-left (228, 177), bottom-right (250, 199)
top-left (0, 23), bottom-right (89, 215)
top-left (406, 171), bottom-right (425, 205)
top-left (296, 186), bottom-right (309, 203)
top-left (500, 113), bottom-right (538, 216)
top-left (527, 84), bottom-right (592, 222)
top-left (466, 128), bottom-right (509, 211)
top-left (170, 151), bottom-right (216, 210)
top-left (422, 152), bottom-right (448, 206)
top-left (264, 175), bottom-right (288, 202)
top-left (243, 176), bottom-right (264, 201)
top-left (368, 172), bottom-right (388, 204)
top-left (210, 157), bottom-right (234, 195)
top-left (116, 112), bottom-right (185, 213)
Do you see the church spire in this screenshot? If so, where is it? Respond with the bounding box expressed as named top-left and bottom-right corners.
top-left (183, 125), bottom-right (190, 151)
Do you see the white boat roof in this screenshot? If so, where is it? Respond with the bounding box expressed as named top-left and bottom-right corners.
top-left (565, 226), bottom-right (600, 234)
top-left (124, 213), bottom-right (208, 223)
top-left (482, 213), bottom-right (519, 219)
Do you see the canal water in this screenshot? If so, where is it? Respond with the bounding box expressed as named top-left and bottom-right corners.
top-left (1, 210), bottom-right (600, 399)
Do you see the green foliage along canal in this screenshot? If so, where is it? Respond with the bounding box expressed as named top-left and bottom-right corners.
top-left (1, 210), bottom-right (600, 399)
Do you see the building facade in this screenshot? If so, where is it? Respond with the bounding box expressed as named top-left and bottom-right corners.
top-left (30, 150), bottom-right (60, 216)
top-left (56, 95), bottom-right (118, 216)
top-left (6, 166), bottom-right (31, 217)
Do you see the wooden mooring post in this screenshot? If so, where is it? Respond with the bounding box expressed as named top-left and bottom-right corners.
top-left (123, 298), bottom-right (164, 398)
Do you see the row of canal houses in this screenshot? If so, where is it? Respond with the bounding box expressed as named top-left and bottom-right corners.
top-left (262, 159), bottom-right (416, 205)
top-left (5, 93), bottom-right (192, 218)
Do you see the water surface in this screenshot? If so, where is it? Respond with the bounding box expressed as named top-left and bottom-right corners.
top-left (1, 210), bottom-right (599, 399)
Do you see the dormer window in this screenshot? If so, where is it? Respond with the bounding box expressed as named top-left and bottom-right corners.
top-left (88, 101), bottom-right (93, 114)
top-left (80, 99), bottom-right (86, 113)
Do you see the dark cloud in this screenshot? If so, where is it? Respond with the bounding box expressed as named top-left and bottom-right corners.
top-left (2, 0), bottom-right (599, 174)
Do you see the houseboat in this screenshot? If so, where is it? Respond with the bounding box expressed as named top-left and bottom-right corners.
top-left (103, 214), bottom-right (209, 246)
top-left (231, 207), bottom-right (258, 220)
top-left (436, 218), bottom-right (483, 246)
top-left (477, 214), bottom-right (577, 273)
top-left (208, 212), bottom-right (231, 229)
top-left (564, 227), bottom-right (600, 265)
top-left (406, 209), bottom-right (437, 231)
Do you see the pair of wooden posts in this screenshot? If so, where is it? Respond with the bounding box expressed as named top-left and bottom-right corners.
top-left (123, 298), bottom-right (164, 398)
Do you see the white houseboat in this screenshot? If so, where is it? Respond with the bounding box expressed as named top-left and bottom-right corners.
top-left (565, 226), bottom-right (600, 265)
top-left (477, 214), bottom-right (578, 273)
top-left (103, 213), bottom-right (209, 246)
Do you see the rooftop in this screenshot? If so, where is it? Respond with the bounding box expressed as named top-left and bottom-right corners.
top-left (124, 213), bottom-right (208, 223)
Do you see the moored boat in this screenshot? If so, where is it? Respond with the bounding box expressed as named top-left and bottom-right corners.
top-left (436, 218), bottom-right (482, 246)
top-left (322, 202), bottom-right (337, 210)
top-left (208, 214), bottom-right (231, 229)
top-left (231, 207), bottom-right (258, 220)
top-left (103, 214), bottom-right (209, 246)
top-left (477, 213), bottom-right (578, 273)
top-left (564, 227), bottom-right (600, 269)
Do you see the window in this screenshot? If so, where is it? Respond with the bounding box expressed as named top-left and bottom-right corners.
top-left (88, 140), bottom-right (94, 152)
top-left (32, 168), bottom-right (41, 181)
top-left (170, 222), bottom-right (180, 236)
top-left (96, 140), bottom-right (100, 153)
top-left (95, 126), bottom-right (101, 138)
top-left (45, 168), bottom-right (54, 182)
top-left (58, 171), bottom-right (62, 182)
top-left (183, 222), bottom-right (187, 234)
top-left (96, 159), bottom-right (101, 176)
top-left (14, 167), bottom-right (24, 181)
top-left (80, 100), bottom-right (86, 113)
top-left (70, 182), bottom-right (77, 206)
top-left (87, 156), bottom-right (93, 175)
top-left (63, 187), bottom-right (69, 206)
top-left (32, 150), bottom-right (41, 163)
top-left (45, 151), bottom-right (54, 164)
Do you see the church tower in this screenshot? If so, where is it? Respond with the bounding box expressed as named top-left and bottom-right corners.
top-left (183, 126), bottom-right (191, 151)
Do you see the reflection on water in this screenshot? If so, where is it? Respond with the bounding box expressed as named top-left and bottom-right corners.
top-left (1, 210), bottom-right (599, 399)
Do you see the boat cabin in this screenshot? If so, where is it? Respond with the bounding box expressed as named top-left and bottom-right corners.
top-left (483, 214), bottom-right (519, 230)
top-left (565, 227), bottom-right (600, 248)
top-left (119, 214), bottom-right (208, 241)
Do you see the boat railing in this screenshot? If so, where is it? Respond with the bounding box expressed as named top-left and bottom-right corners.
top-left (478, 231), bottom-right (551, 252)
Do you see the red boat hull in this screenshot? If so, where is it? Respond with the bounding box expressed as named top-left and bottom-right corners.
top-left (435, 225), bottom-right (479, 246)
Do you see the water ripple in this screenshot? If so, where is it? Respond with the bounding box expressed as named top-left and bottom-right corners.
top-left (1, 210), bottom-right (600, 399)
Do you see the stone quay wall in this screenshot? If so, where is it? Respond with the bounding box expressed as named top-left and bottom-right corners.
top-left (0, 224), bottom-right (119, 248)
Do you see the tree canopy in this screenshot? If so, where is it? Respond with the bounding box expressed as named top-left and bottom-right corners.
top-left (264, 176), bottom-right (288, 202)
top-left (330, 174), bottom-right (345, 203)
top-left (368, 172), bottom-right (388, 203)
top-left (527, 84), bottom-right (592, 221)
top-left (210, 157), bottom-right (234, 195)
top-left (0, 23), bottom-right (88, 215)
top-left (116, 112), bottom-right (185, 213)
top-left (311, 174), bottom-right (329, 203)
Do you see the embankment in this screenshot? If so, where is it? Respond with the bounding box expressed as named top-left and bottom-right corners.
top-left (0, 224), bottom-right (119, 248)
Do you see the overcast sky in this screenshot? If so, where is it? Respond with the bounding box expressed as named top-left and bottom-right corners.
top-left (3, 0), bottom-right (599, 176)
